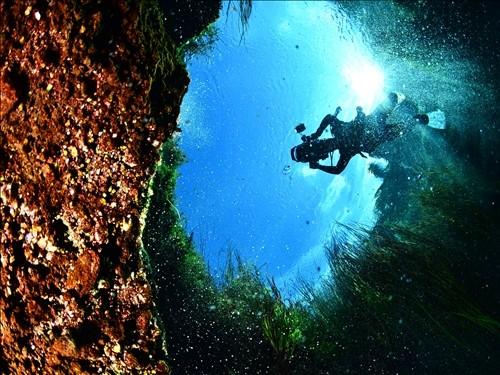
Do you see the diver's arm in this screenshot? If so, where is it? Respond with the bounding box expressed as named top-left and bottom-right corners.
top-left (310, 153), bottom-right (352, 175)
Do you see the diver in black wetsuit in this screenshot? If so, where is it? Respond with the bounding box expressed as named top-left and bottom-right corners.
top-left (307, 92), bottom-right (418, 175)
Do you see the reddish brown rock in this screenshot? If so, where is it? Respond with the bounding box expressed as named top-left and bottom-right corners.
top-left (0, 0), bottom-right (216, 373)
top-left (0, 72), bottom-right (18, 117)
top-left (65, 249), bottom-right (100, 296)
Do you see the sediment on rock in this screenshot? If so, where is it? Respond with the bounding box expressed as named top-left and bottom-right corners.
top-left (0, 0), bottom-right (218, 373)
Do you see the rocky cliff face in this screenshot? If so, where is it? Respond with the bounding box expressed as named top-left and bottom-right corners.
top-left (0, 0), bottom-right (219, 373)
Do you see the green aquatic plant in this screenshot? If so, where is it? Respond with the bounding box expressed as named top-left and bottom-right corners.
top-left (177, 0), bottom-right (254, 61)
top-left (142, 140), bottom-right (220, 372)
top-left (143, 137), bottom-right (499, 374)
top-left (143, 134), bottom-right (499, 375)
top-left (262, 303), bottom-right (303, 356)
top-left (143, 142), bottom-right (275, 374)
top-left (177, 23), bottom-right (220, 62)
top-left (215, 249), bottom-right (276, 374)
top-left (297, 169), bottom-right (500, 374)
top-left (227, 0), bottom-right (253, 42)
top-left (138, 0), bottom-right (177, 89)
top-left (261, 281), bottom-right (304, 374)
top-left (416, 172), bottom-right (500, 329)
top-left (139, 65), bottom-right (498, 372)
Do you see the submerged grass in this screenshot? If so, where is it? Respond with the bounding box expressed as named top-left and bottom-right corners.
top-left (143, 139), bottom-right (500, 374)
top-left (138, 0), bottom-right (177, 92)
top-left (227, 0), bottom-right (253, 43)
top-left (138, 3), bottom-right (499, 373)
top-left (299, 167), bottom-right (499, 374)
top-left (143, 141), bottom-right (276, 374)
top-left (262, 280), bottom-right (304, 374)
top-left (301, 226), bottom-right (499, 373)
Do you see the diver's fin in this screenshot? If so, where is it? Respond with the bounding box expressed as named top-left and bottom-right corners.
top-left (394, 92), bottom-right (406, 105)
top-left (426, 109), bottom-right (446, 129)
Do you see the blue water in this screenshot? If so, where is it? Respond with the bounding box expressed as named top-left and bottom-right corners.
top-left (176, 1), bottom-right (389, 290)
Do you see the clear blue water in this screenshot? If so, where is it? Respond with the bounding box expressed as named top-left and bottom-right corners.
top-left (176, 1), bottom-right (390, 290)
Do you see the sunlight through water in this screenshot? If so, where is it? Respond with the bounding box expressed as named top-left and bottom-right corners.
top-left (343, 59), bottom-right (385, 112)
top-left (176, 1), bottom-right (389, 293)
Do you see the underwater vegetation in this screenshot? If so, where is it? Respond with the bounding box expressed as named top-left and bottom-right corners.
top-left (177, 0), bottom-right (253, 61)
top-left (298, 174), bottom-right (500, 374)
top-left (144, 140), bottom-right (499, 374)
top-left (157, 0), bottom-right (222, 45)
top-left (177, 24), bottom-right (220, 63)
top-left (143, 141), bottom-right (274, 374)
top-left (3, 0), bottom-right (493, 372)
top-left (139, 1), bottom-right (500, 374)
top-left (144, 145), bottom-right (500, 374)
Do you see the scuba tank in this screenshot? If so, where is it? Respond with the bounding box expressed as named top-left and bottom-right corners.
top-left (290, 123), bottom-right (336, 163)
top-left (290, 137), bottom-right (336, 163)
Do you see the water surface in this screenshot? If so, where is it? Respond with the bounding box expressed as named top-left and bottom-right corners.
top-left (177, 1), bottom-right (392, 289)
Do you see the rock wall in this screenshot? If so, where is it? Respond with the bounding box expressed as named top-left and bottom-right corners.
top-left (0, 0), bottom-right (219, 373)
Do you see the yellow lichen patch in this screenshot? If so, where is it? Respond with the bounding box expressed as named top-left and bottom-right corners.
top-left (121, 219), bottom-right (131, 232)
top-left (37, 237), bottom-right (47, 250)
top-left (68, 146), bottom-right (78, 158)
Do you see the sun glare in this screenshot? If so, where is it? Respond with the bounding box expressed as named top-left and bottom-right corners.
top-left (343, 59), bottom-right (385, 113)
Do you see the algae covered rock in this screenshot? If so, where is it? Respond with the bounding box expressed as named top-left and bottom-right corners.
top-left (0, 0), bottom-right (219, 372)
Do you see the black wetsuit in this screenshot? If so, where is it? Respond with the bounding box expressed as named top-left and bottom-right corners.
top-left (309, 96), bottom-right (418, 175)
top-left (310, 114), bottom-right (365, 174)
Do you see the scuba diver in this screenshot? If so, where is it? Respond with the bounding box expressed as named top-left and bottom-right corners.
top-left (290, 92), bottom-right (434, 175)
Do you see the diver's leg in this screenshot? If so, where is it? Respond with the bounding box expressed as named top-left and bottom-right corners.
top-left (312, 114), bottom-right (349, 140)
top-left (311, 114), bottom-right (334, 139)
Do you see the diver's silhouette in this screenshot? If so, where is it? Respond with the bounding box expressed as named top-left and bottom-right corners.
top-left (291, 92), bottom-right (430, 175)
